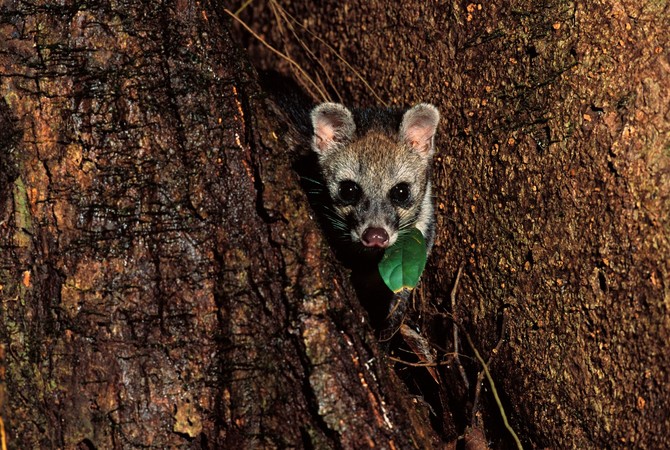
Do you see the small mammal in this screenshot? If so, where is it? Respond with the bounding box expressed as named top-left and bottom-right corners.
top-left (309, 102), bottom-right (440, 331)
top-left (261, 70), bottom-right (441, 331)
top-left (310, 103), bottom-right (440, 254)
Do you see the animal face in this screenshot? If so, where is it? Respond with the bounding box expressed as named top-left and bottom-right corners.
top-left (311, 103), bottom-right (439, 248)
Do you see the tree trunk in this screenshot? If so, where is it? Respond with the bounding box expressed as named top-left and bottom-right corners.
top-left (1, 0), bottom-right (668, 449)
top-left (236, 0), bottom-right (670, 448)
top-left (0, 1), bottom-right (438, 448)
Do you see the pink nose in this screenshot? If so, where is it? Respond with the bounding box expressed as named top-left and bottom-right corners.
top-left (361, 227), bottom-right (390, 248)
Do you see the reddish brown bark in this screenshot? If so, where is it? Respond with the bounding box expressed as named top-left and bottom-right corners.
top-left (237, 0), bottom-right (670, 448)
top-left (1, 0), bottom-right (668, 449)
top-left (0, 1), bottom-right (440, 448)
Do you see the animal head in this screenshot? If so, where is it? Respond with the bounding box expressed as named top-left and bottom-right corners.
top-left (310, 103), bottom-right (440, 248)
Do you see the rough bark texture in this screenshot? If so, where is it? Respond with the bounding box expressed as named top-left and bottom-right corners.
top-left (1, 0), bottom-right (669, 448)
top-left (0, 1), bottom-right (440, 448)
top-left (236, 0), bottom-right (670, 448)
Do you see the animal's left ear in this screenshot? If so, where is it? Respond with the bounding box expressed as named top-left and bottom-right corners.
top-left (399, 103), bottom-right (440, 157)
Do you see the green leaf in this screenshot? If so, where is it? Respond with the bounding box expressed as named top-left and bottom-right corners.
top-left (378, 228), bottom-right (427, 293)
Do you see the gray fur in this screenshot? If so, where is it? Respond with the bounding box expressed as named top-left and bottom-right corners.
top-left (400, 104), bottom-right (440, 158)
top-left (310, 102), bottom-right (440, 250)
top-left (311, 103), bottom-right (356, 156)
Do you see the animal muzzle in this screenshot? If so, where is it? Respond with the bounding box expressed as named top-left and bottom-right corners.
top-left (361, 227), bottom-right (390, 248)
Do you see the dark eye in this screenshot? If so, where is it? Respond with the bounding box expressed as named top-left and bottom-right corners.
top-left (338, 180), bottom-right (361, 205)
top-left (389, 182), bottom-right (411, 206)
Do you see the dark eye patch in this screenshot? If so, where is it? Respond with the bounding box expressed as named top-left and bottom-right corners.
top-left (389, 182), bottom-right (412, 207)
top-left (338, 180), bottom-right (362, 205)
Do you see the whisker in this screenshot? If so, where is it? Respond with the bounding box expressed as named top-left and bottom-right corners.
top-left (301, 176), bottom-right (325, 186)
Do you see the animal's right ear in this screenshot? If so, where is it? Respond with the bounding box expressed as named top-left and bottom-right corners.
top-left (310, 103), bottom-right (355, 155)
top-left (400, 103), bottom-right (440, 158)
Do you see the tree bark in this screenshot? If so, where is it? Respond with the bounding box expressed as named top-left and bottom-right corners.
top-left (2, 0), bottom-right (669, 449)
top-left (236, 0), bottom-right (670, 448)
top-left (0, 1), bottom-right (439, 448)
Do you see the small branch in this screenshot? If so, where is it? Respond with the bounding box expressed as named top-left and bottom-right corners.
top-left (269, 0), bottom-right (388, 107)
top-left (463, 330), bottom-right (523, 450)
top-left (388, 353), bottom-right (466, 368)
top-left (471, 313), bottom-right (507, 423)
top-left (450, 263), bottom-right (469, 389)
top-left (233, 0), bottom-right (255, 15)
top-left (224, 9), bottom-right (329, 102)
top-left (269, 1), bottom-right (342, 103)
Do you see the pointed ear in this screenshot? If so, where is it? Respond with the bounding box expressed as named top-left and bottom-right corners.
top-left (400, 103), bottom-right (440, 157)
top-left (311, 103), bottom-right (356, 155)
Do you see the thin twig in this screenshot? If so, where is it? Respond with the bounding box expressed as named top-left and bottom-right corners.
top-left (463, 330), bottom-right (523, 450)
top-left (450, 263), bottom-right (469, 389)
top-left (386, 292), bottom-right (405, 320)
top-left (267, 1), bottom-right (327, 101)
top-left (271, 0), bottom-right (388, 107)
top-left (471, 312), bottom-right (507, 424)
top-left (270, 1), bottom-right (342, 103)
top-left (389, 353), bottom-right (469, 367)
top-left (224, 8), bottom-right (329, 102)
top-left (234, 0), bottom-right (255, 16)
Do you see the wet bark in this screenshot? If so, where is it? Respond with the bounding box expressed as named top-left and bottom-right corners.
top-left (235, 0), bottom-right (670, 448)
top-left (0, 1), bottom-right (439, 449)
top-left (2, 0), bottom-right (669, 449)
